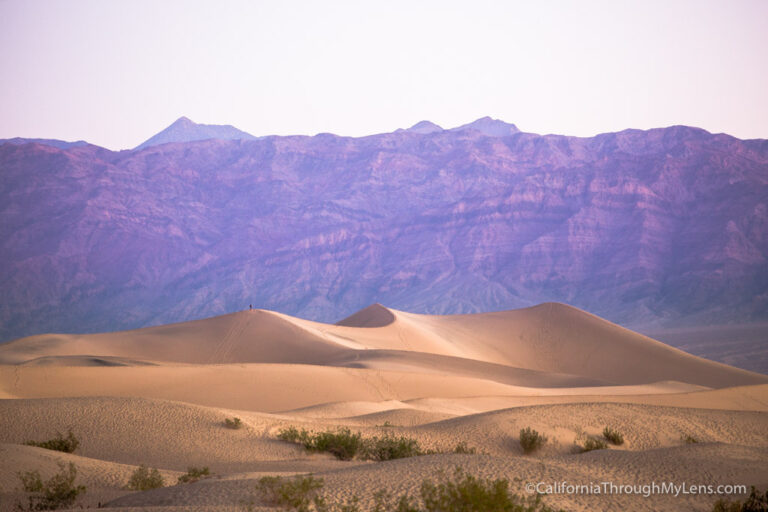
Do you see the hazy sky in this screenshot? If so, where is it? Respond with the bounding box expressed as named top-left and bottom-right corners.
top-left (1, 0), bottom-right (766, 150)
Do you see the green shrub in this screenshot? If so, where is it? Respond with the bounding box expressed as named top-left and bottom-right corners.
top-left (277, 426), bottom-right (425, 461)
top-left (373, 467), bottom-right (559, 512)
top-left (452, 442), bottom-right (477, 454)
top-left (256, 475), bottom-right (325, 512)
top-left (363, 433), bottom-right (423, 461)
top-left (127, 465), bottom-right (164, 491)
top-left (682, 434), bottom-right (699, 444)
top-left (519, 427), bottom-right (546, 454)
top-left (224, 417), bottom-right (243, 429)
top-left (24, 430), bottom-right (80, 454)
top-left (16, 462), bottom-right (86, 511)
top-left (711, 486), bottom-right (768, 512)
top-left (278, 426), bottom-right (309, 444)
top-left (177, 466), bottom-right (211, 484)
top-left (311, 494), bottom-right (361, 512)
top-left (278, 426), bottom-right (361, 460)
top-left (252, 470), bottom-right (557, 512)
top-left (602, 427), bottom-right (624, 445)
top-left (581, 437), bottom-right (608, 452)
top-left (312, 429), bottom-right (365, 461)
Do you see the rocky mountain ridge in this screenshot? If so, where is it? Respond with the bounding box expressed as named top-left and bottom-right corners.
top-left (1, 120), bottom-right (766, 342)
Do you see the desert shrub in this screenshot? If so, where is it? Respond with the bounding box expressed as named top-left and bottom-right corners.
top-left (311, 429), bottom-right (365, 461)
top-left (278, 426), bottom-right (309, 444)
top-left (256, 475), bottom-right (325, 512)
top-left (278, 427), bottom-right (424, 462)
top-left (253, 470), bottom-right (557, 512)
top-left (581, 437), bottom-right (608, 452)
top-left (127, 465), bottom-right (164, 491)
top-left (452, 442), bottom-right (477, 454)
top-left (682, 434), bottom-right (699, 444)
top-left (372, 467), bottom-right (559, 512)
top-left (312, 495), bottom-right (361, 512)
top-left (602, 426), bottom-right (624, 445)
top-left (363, 433), bottom-right (423, 461)
top-left (177, 466), bottom-right (211, 484)
top-left (711, 486), bottom-right (768, 512)
top-left (16, 461), bottom-right (86, 511)
top-left (379, 421), bottom-right (394, 428)
top-left (372, 489), bottom-right (418, 512)
top-left (224, 417), bottom-right (243, 429)
top-left (24, 430), bottom-right (80, 454)
top-left (278, 427), bottom-right (361, 460)
top-left (519, 427), bottom-right (546, 454)
top-left (254, 476), bottom-right (282, 505)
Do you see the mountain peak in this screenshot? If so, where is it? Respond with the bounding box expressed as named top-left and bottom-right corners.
top-left (451, 117), bottom-right (520, 137)
top-left (135, 117), bottom-right (256, 150)
top-left (401, 120), bottom-right (444, 134)
top-left (173, 116), bottom-right (195, 125)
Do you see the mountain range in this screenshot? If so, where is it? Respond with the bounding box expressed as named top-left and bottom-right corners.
top-left (1, 116), bottom-right (767, 343)
top-left (0, 137), bottom-right (89, 150)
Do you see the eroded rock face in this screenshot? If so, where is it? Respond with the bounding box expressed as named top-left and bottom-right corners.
top-left (1, 125), bottom-right (767, 341)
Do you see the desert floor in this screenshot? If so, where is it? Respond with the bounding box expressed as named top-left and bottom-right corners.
top-left (1, 303), bottom-right (767, 511)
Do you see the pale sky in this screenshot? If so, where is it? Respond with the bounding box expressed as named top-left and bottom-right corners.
top-left (1, 0), bottom-right (766, 150)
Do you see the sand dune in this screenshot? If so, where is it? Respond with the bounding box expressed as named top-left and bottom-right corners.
top-left (0, 443), bottom-right (181, 507)
top-left (1, 396), bottom-right (766, 512)
top-left (283, 383), bottom-right (768, 422)
top-left (336, 303), bottom-right (766, 387)
top-left (0, 363), bottom-right (527, 412)
top-left (0, 309), bottom-right (347, 365)
top-left (2, 395), bottom-right (767, 470)
top-left (19, 355), bottom-right (159, 367)
top-left (1, 303), bottom-right (764, 388)
top-left (98, 446), bottom-right (768, 512)
top-left (1, 302), bottom-right (767, 511)
top-left (325, 348), bottom-right (612, 387)
top-left (2, 363), bottom-right (762, 415)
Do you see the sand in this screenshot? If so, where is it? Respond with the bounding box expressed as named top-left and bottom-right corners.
top-left (0, 302), bottom-right (766, 511)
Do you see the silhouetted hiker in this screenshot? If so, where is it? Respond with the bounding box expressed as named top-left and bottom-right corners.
top-left (249, 304), bottom-right (252, 310)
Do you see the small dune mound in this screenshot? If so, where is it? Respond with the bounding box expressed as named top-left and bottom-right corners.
top-left (19, 355), bottom-right (157, 367)
top-left (0, 442), bottom-right (180, 492)
top-left (335, 303), bottom-right (396, 327)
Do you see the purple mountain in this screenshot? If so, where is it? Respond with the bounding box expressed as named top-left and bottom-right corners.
top-left (135, 116), bottom-right (257, 149)
top-left (0, 137), bottom-right (89, 150)
top-left (401, 120), bottom-right (444, 134)
top-left (1, 120), bottom-right (767, 344)
top-left (450, 116), bottom-right (520, 136)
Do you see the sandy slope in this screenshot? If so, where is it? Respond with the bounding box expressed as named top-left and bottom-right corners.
top-left (0, 364), bottom-right (526, 411)
top-left (0, 310), bottom-right (348, 365)
top-left (0, 302), bottom-right (767, 511)
top-left (1, 395), bottom-right (767, 512)
top-left (0, 443), bottom-right (181, 509)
